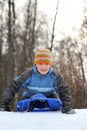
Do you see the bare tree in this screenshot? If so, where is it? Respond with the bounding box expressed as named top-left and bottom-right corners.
top-left (0, 1), bottom-right (4, 97)
top-left (50, 0), bottom-right (59, 51)
top-left (31, 0), bottom-right (37, 47)
top-left (7, 0), bottom-right (17, 82)
top-left (21, 0), bottom-right (37, 69)
top-left (54, 37), bottom-right (87, 108)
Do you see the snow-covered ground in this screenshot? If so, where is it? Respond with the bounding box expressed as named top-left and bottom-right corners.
top-left (0, 109), bottom-right (87, 130)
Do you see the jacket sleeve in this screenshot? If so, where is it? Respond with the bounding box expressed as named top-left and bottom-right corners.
top-left (56, 73), bottom-right (72, 111)
top-left (1, 68), bottom-right (33, 104)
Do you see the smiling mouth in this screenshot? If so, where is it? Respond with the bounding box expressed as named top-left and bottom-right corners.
top-left (40, 69), bottom-right (47, 72)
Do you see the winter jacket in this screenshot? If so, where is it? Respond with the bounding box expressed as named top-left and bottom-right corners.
top-left (1, 66), bottom-right (72, 111)
top-left (22, 66), bottom-right (58, 98)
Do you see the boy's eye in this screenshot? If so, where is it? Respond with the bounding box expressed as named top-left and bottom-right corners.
top-left (39, 63), bottom-right (48, 65)
top-left (45, 64), bottom-right (48, 65)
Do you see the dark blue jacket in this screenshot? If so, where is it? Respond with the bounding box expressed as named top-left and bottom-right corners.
top-left (2, 66), bottom-right (71, 111)
top-left (20, 66), bottom-right (58, 98)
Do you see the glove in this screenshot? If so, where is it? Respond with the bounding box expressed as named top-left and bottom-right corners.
top-left (62, 108), bottom-right (76, 114)
top-left (0, 102), bottom-right (11, 111)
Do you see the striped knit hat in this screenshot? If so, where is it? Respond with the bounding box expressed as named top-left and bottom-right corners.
top-left (34, 49), bottom-right (52, 66)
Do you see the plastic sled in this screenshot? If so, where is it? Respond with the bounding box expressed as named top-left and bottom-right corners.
top-left (16, 93), bottom-right (62, 112)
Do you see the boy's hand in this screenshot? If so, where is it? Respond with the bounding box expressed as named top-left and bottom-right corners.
top-left (0, 103), bottom-right (11, 111)
top-left (62, 108), bottom-right (76, 114)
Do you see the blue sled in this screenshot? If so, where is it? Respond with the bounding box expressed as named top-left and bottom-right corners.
top-left (16, 93), bottom-right (62, 112)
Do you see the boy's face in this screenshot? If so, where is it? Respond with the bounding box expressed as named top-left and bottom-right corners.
top-left (36, 63), bottom-right (51, 75)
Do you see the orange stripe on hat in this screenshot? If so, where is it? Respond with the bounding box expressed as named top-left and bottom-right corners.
top-left (34, 49), bottom-right (52, 66)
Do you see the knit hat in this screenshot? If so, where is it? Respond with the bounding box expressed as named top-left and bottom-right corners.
top-left (34, 49), bottom-right (52, 66)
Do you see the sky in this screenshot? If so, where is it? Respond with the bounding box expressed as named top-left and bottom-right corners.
top-left (0, 109), bottom-right (87, 130)
top-left (15, 0), bottom-right (84, 39)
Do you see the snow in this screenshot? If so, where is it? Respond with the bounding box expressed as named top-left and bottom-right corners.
top-left (0, 109), bottom-right (87, 130)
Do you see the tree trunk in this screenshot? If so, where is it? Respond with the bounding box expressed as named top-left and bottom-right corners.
top-left (50, 0), bottom-right (59, 52)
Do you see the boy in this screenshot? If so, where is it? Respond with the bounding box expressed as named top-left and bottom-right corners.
top-left (0, 49), bottom-right (75, 114)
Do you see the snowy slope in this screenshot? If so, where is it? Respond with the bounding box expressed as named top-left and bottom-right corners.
top-left (0, 109), bottom-right (87, 130)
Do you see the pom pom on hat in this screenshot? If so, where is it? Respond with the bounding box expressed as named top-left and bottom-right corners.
top-left (34, 49), bottom-right (52, 66)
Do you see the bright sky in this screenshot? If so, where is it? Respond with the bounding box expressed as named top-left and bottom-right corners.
top-left (15, 0), bottom-right (84, 38)
top-left (57, 0), bottom-right (83, 36)
top-left (38, 0), bottom-right (83, 38)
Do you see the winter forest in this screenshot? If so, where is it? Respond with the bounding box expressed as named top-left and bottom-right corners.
top-left (0, 0), bottom-right (87, 110)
